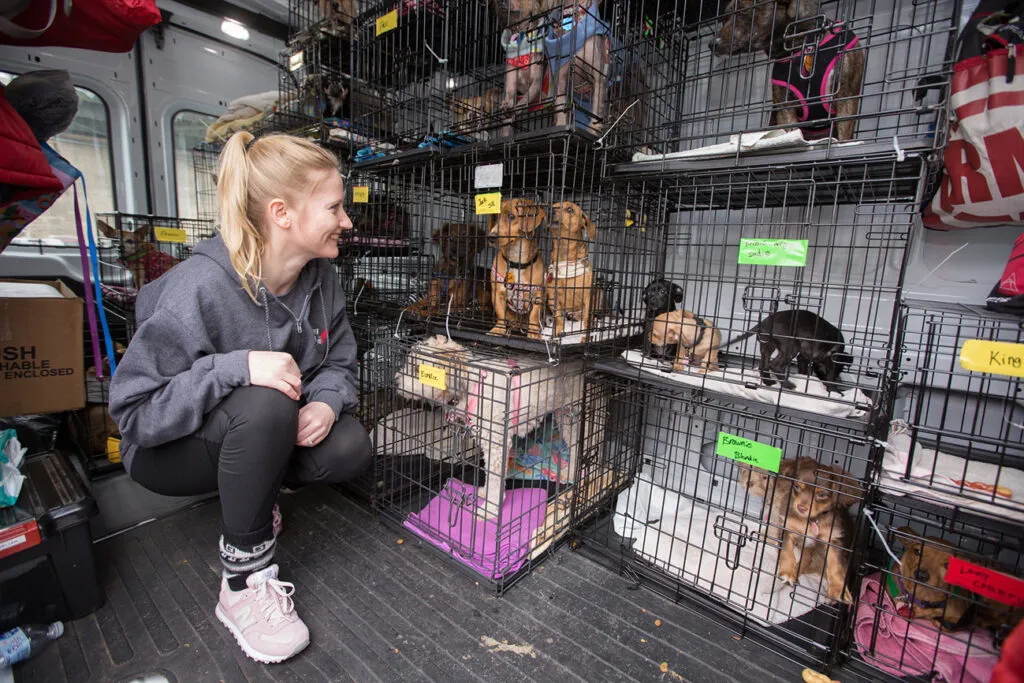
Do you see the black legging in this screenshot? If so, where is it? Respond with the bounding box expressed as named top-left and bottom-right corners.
top-left (129, 386), bottom-right (371, 540)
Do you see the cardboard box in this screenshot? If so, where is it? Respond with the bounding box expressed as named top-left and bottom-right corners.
top-left (0, 280), bottom-right (84, 417)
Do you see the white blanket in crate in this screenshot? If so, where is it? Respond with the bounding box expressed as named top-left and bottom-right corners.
top-left (539, 308), bottom-right (646, 346)
top-left (881, 420), bottom-right (1024, 522)
top-left (613, 474), bottom-right (828, 626)
top-left (622, 350), bottom-right (871, 419)
top-left (631, 129), bottom-right (863, 163)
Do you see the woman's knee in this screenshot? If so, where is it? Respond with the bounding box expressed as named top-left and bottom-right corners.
top-left (290, 415), bottom-right (371, 485)
top-left (219, 386), bottom-right (299, 437)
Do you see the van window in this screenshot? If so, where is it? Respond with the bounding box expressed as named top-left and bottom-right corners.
top-left (0, 71), bottom-right (115, 243)
top-left (172, 110), bottom-right (216, 219)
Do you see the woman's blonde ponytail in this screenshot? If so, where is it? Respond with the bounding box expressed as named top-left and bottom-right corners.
top-left (215, 131), bottom-right (339, 301)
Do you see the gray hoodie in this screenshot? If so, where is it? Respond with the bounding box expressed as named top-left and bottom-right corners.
top-left (108, 235), bottom-right (359, 474)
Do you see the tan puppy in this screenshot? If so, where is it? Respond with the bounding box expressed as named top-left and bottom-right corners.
top-left (894, 528), bottom-right (974, 630)
top-left (488, 198), bottom-right (547, 339)
top-left (648, 310), bottom-right (722, 372)
top-left (778, 458), bottom-right (862, 603)
top-left (547, 201), bottom-right (596, 341)
top-left (739, 458), bottom-right (796, 542)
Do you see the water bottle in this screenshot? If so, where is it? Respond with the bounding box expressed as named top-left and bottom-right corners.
top-left (0, 622), bottom-right (64, 667)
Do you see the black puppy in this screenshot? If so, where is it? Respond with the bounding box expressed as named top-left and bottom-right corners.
top-left (642, 279), bottom-right (684, 359)
top-left (643, 279), bottom-right (684, 321)
top-left (720, 309), bottom-right (851, 393)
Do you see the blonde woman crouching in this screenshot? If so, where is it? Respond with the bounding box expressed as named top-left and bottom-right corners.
top-left (109, 132), bottom-right (370, 664)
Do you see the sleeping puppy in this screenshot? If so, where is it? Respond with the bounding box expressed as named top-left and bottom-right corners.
top-left (720, 309), bottom-right (851, 393)
top-left (777, 457), bottom-right (862, 603)
top-left (648, 309), bottom-right (722, 373)
top-left (739, 458), bottom-right (796, 542)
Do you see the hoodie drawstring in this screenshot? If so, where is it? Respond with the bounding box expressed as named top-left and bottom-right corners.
top-left (259, 286), bottom-right (273, 351)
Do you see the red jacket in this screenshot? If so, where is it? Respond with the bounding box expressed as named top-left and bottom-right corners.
top-left (992, 620), bottom-right (1024, 683)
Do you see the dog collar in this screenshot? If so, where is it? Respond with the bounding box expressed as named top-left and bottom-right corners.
top-left (505, 253), bottom-right (539, 270)
top-left (886, 559), bottom-right (972, 611)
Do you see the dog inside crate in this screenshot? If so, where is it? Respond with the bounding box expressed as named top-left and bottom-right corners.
top-left (852, 503), bottom-right (1023, 682)
top-left (367, 333), bottom-right (615, 581)
top-left (601, 394), bottom-right (869, 630)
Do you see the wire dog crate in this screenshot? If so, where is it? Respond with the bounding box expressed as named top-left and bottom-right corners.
top-left (573, 373), bottom-right (873, 668)
top-left (846, 498), bottom-right (1022, 681)
top-left (348, 136), bottom-right (658, 355)
top-left (365, 332), bottom-right (610, 591)
top-left (598, 0), bottom-right (960, 161)
top-left (191, 142), bottom-right (222, 223)
top-left (881, 301), bottom-right (1024, 527)
top-left (289, 0), bottom-right (359, 43)
top-left (591, 159), bottom-right (927, 426)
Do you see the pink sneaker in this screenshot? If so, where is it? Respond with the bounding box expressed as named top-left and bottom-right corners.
top-left (272, 503), bottom-right (283, 537)
top-left (215, 565), bottom-right (309, 663)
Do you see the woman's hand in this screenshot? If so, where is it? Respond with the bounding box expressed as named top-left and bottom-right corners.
top-left (297, 401), bottom-right (335, 447)
top-left (248, 351), bottom-right (302, 400)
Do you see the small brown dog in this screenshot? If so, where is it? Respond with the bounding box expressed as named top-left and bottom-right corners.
top-left (777, 458), bottom-right (861, 603)
top-left (488, 198), bottom-right (547, 339)
top-left (895, 529), bottom-right (1024, 637)
top-left (547, 201), bottom-right (596, 340)
top-left (406, 223), bottom-right (491, 320)
top-left (317, 0), bottom-right (358, 31)
top-left (97, 219), bottom-right (180, 288)
top-left (711, 0), bottom-right (865, 141)
top-left (449, 90), bottom-right (502, 136)
top-left (492, 0), bottom-right (549, 120)
top-left (739, 458), bottom-right (796, 542)
top-left (648, 310), bottom-right (722, 372)
top-left (894, 529), bottom-right (974, 630)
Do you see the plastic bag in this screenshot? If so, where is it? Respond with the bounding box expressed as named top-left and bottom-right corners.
top-left (0, 429), bottom-right (26, 507)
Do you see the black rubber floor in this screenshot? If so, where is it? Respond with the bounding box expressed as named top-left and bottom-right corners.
top-left (17, 485), bottom-right (810, 683)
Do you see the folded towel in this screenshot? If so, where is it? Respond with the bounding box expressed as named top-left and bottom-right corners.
top-left (631, 129), bottom-right (863, 163)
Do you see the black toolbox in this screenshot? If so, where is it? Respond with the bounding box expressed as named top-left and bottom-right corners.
top-left (0, 450), bottom-right (102, 631)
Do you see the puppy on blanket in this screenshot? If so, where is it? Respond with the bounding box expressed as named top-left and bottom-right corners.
top-left (648, 309), bottom-right (722, 373)
top-left (395, 335), bottom-right (584, 518)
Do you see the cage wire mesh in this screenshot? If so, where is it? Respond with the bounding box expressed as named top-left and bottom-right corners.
top-left (845, 498), bottom-right (1022, 681)
top-left (289, 0), bottom-right (360, 43)
top-left (572, 374), bottom-right (873, 667)
top-left (348, 136), bottom-right (658, 355)
top-left (883, 302), bottom-right (1024, 525)
top-left (191, 142), bottom-right (222, 223)
top-left (598, 0), bottom-right (960, 160)
top-left (364, 332), bottom-right (611, 591)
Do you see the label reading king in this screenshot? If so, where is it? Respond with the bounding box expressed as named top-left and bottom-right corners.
top-left (737, 238), bottom-right (808, 267)
top-left (418, 364), bottom-right (447, 390)
top-left (475, 192), bottom-right (501, 215)
top-left (715, 431), bottom-right (782, 472)
top-left (352, 186), bottom-right (369, 203)
top-left (376, 9), bottom-right (398, 35)
top-left (959, 340), bottom-right (1024, 378)
top-left (154, 226), bottom-right (187, 243)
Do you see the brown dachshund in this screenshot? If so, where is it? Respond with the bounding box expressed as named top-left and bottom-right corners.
top-left (405, 223), bottom-right (491, 320)
top-left (488, 198), bottom-right (547, 339)
top-left (739, 458), bottom-right (796, 542)
top-left (547, 201), bottom-right (596, 341)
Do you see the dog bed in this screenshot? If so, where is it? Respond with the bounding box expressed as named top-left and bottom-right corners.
top-left (881, 420), bottom-right (1024, 522)
top-left (854, 572), bottom-right (998, 682)
top-left (404, 478), bottom-right (548, 580)
top-left (613, 471), bottom-right (829, 626)
top-left (630, 129), bottom-right (863, 163)
top-left (621, 350), bottom-right (871, 418)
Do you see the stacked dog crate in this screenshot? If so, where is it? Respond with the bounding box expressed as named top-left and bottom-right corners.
top-left (344, 0), bottom-right (668, 591)
top-left (563, 0), bottom-right (1011, 675)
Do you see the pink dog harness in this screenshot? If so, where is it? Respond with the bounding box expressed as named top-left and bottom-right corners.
top-left (492, 265), bottom-right (542, 316)
top-left (771, 23), bottom-right (859, 135)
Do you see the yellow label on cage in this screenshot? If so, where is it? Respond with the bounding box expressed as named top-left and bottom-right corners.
top-left (475, 192), bottom-right (501, 215)
top-left (106, 437), bottom-right (122, 464)
top-left (289, 50), bottom-right (304, 71)
top-left (153, 226), bottom-right (187, 243)
top-left (353, 186), bottom-right (369, 203)
top-left (715, 431), bottom-right (782, 473)
top-left (960, 340), bottom-right (1024, 378)
top-left (376, 9), bottom-right (398, 35)
top-left (418, 364), bottom-right (446, 390)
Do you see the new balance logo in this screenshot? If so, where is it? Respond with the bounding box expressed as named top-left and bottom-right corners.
top-left (234, 603), bottom-right (258, 631)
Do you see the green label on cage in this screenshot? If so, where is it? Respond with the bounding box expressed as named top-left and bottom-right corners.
top-left (715, 432), bottom-right (782, 472)
top-left (737, 238), bottom-right (808, 266)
